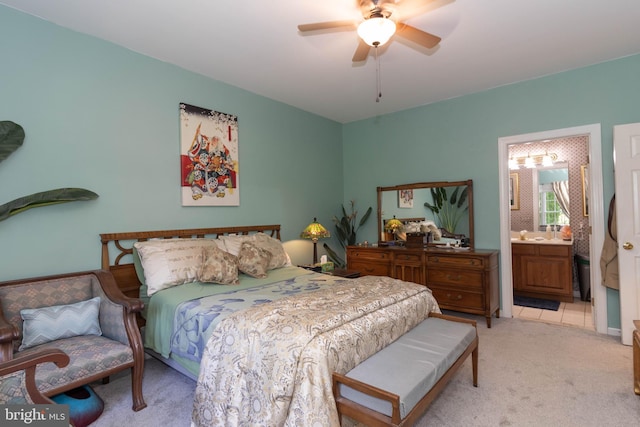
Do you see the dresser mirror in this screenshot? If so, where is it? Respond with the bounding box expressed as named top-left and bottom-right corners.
top-left (377, 180), bottom-right (474, 248)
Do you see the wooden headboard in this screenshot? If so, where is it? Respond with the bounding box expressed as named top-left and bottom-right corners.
top-left (100, 225), bottom-right (282, 299)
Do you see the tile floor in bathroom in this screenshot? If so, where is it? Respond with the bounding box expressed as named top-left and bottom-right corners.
top-left (513, 297), bottom-right (594, 330)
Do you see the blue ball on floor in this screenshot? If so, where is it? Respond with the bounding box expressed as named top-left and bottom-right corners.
top-left (51, 385), bottom-right (104, 427)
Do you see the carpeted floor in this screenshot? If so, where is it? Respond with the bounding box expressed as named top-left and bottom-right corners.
top-left (88, 314), bottom-right (638, 426)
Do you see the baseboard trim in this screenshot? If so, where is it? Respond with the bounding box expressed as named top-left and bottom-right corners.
top-left (607, 327), bottom-right (621, 337)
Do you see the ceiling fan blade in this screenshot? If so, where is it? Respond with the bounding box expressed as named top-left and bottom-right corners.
top-left (395, 23), bottom-right (441, 48)
top-left (395, 0), bottom-right (439, 19)
top-left (352, 39), bottom-right (371, 62)
top-left (298, 20), bottom-right (356, 32)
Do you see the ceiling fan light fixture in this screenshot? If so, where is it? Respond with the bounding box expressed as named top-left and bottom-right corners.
top-left (357, 17), bottom-right (396, 47)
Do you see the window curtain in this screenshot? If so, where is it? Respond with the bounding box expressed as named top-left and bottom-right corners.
top-left (552, 181), bottom-right (570, 219)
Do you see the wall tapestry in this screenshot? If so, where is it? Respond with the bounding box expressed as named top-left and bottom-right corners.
top-left (180, 103), bottom-right (239, 206)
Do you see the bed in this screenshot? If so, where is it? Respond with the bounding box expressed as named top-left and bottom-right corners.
top-left (100, 225), bottom-right (441, 426)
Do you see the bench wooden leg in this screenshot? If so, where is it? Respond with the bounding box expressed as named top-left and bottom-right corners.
top-left (472, 345), bottom-right (478, 387)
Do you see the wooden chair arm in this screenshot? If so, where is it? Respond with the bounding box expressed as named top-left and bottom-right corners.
top-left (0, 307), bottom-right (19, 361)
top-left (0, 349), bottom-right (70, 404)
top-left (0, 348), bottom-right (69, 376)
top-left (93, 270), bottom-right (144, 314)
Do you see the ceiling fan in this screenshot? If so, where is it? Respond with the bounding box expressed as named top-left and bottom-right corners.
top-left (298, 0), bottom-right (442, 62)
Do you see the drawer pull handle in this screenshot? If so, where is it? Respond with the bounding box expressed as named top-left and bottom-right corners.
top-left (446, 274), bottom-right (462, 281)
top-left (446, 293), bottom-right (463, 300)
top-left (365, 268), bottom-right (374, 273)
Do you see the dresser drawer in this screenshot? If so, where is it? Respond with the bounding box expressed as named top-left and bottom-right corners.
top-left (538, 245), bottom-right (570, 257)
top-left (394, 252), bottom-right (422, 263)
top-left (348, 249), bottom-right (390, 261)
top-left (427, 269), bottom-right (483, 288)
top-left (430, 287), bottom-right (484, 310)
top-left (349, 260), bottom-right (391, 277)
top-left (427, 254), bottom-right (484, 269)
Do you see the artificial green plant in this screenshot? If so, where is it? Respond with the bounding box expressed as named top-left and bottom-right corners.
top-left (323, 200), bottom-right (372, 268)
top-left (423, 185), bottom-right (468, 234)
top-left (0, 121), bottom-right (98, 222)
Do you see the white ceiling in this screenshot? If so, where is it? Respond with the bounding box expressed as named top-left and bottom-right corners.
top-left (3, 0), bottom-right (640, 123)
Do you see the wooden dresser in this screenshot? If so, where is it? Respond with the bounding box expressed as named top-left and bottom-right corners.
top-left (347, 245), bottom-right (500, 327)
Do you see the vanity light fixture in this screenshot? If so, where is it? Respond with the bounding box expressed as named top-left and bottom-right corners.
top-left (509, 152), bottom-right (559, 169)
top-left (524, 154), bottom-right (536, 169)
top-left (508, 156), bottom-right (519, 170)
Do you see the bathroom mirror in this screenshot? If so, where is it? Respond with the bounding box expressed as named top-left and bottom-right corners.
top-left (536, 164), bottom-right (570, 230)
top-left (377, 180), bottom-right (474, 248)
top-left (512, 163), bottom-right (570, 232)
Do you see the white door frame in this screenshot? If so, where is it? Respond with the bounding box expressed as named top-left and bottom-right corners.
top-left (498, 124), bottom-right (607, 334)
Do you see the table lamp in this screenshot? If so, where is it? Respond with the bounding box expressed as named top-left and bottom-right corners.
top-left (300, 217), bottom-right (331, 264)
top-left (384, 216), bottom-right (403, 239)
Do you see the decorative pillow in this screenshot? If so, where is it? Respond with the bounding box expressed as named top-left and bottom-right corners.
top-left (134, 239), bottom-right (221, 296)
top-left (19, 297), bottom-right (102, 351)
top-left (218, 234), bottom-right (255, 256)
top-left (200, 246), bottom-right (240, 285)
top-left (252, 233), bottom-right (289, 270)
top-left (237, 242), bottom-right (272, 278)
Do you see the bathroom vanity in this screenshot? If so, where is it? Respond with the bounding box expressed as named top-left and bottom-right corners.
top-left (511, 236), bottom-right (573, 302)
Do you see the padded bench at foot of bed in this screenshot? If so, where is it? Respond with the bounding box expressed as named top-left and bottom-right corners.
top-left (332, 313), bottom-right (478, 427)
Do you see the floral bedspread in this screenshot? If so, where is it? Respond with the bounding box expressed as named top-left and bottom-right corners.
top-left (191, 275), bottom-right (441, 427)
top-left (170, 275), bottom-right (344, 363)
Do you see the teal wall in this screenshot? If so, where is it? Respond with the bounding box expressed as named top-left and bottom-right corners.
top-left (2, 5), bottom-right (636, 328)
top-left (0, 6), bottom-right (343, 279)
top-left (343, 54), bottom-right (640, 328)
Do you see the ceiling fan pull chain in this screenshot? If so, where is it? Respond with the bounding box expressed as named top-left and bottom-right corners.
top-left (376, 46), bottom-right (382, 102)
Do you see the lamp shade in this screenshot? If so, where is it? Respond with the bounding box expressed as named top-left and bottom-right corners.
top-left (300, 218), bottom-right (330, 241)
top-left (384, 216), bottom-right (403, 233)
top-left (524, 155), bottom-right (535, 169)
top-left (357, 17), bottom-right (396, 47)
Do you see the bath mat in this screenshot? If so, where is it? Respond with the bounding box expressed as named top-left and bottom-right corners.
top-left (514, 295), bottom-right (560, 311)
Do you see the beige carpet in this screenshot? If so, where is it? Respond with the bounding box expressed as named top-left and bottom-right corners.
top-left (89, 315), bottom-right (638, 426)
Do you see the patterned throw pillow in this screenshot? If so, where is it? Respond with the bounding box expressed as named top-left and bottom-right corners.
top-left (200, 246), bottom-right (240, 285)
top-left (252, 233), bottom-right (289, 270)
top-left (19, 297), bottom-right (102, 351)
top-left (237, 242), bottom-right (272, 278)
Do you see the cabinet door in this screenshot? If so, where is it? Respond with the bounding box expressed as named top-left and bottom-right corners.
top-left (520, 254), bottom-right (571, 295)
top-left (393, 252), bottom-right (423, 284)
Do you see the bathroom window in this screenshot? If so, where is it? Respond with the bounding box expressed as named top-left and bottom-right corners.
top-left (539, 189), bottom-right (569, 226)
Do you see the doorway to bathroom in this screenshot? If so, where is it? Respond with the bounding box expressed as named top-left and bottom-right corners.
top-left (497, 124), bottom-right (606, 335)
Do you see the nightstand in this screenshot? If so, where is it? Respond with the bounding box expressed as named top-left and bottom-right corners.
top-left (328, 269), bottom-right (360, 278)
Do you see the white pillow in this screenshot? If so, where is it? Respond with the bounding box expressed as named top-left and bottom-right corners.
top-left (218, 234), bottom-right (255, 256)
top-left (134, 239), bottom-right (222, 295)
top-left (20, 297), bottom-right (102, 350)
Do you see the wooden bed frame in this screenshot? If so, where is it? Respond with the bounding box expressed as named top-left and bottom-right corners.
top-left (100, 225), bottom-right (282, 301)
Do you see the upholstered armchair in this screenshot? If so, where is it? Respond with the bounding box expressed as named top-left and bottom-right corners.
top-left (0, 270), bottom-right (146, 411)
top-left (0, 348), bottom-right (69, 404)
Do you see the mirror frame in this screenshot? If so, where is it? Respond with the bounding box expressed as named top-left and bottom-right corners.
top-left (376, 180), bottom-right (475, 248)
